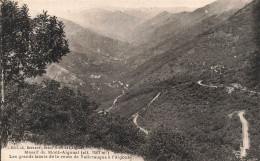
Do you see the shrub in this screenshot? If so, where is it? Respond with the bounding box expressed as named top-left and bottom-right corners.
top-left (143, 127), bottom-right (195, 161)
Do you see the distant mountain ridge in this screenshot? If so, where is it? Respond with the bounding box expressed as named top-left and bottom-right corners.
top-left (130, 0), bottom-right (252, 46)
top-left (60, 18), bottom-right (130, 61)
top-left (77, 9), bottom-right (142, 41)
top-left (126, 0), bottom-right (258, 91)
top-left (126, 0), bottom-right (252, 69)
top-left (56, 7), bottom-right (194, 42)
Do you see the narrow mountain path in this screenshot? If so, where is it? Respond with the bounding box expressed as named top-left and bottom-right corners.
top-left (132, 93), bottom-right (161, 135)
top-left (197, 80), bottom-right (259, 94)
top-left (146, 93), bottom-right (161, 108)
top-left (198, 80), bottom-right (252, 158)
top-left (133, 113), bottom-right (149, 135)
top-left (237, 110), bottom-right (250, 158)
top-left (197, 80), bottom-right (218, 88)
top-left (229, 110), bottom-right (250, 158)
top-left (106, 90), bottom-right (125, 112)
top-left (239, 88), bottom-right (259, 94)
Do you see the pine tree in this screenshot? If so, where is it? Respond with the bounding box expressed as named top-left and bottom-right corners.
top-left (0, 0), bottom-right (70, 159)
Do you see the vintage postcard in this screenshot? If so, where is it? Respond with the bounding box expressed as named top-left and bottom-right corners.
top-left (0, 0), bottom-right (259, 160)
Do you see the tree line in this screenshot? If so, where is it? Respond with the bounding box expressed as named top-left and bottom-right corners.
top-left (0, 0), bottom-right (69, 160)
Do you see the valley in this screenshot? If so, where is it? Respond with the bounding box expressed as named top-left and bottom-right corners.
top-left (4, 0), bottom-right (259, 160)
top-left (45, 0), bottom-right (259, 160)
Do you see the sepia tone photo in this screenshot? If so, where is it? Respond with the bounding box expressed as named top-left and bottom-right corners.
top-left (0, 0), bottom-right (259, 160)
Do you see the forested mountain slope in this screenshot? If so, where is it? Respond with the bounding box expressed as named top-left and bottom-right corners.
top-left (111, 0), bottom-right (260, 160)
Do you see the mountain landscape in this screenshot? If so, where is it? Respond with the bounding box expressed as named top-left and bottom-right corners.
top-left (3, 0), bottom-right (259, 160)
top-left (74, 9), bottom-right (142, 42)
top-left (56, 7), bottom-right (194, 42)
top-left (115, 0), bottom-right (259, 160)
top-left (126, 0), bottom-right (253, 69)
top-left (29, 18), bottom-right (130, 104)
top-left (130, 0), bottom-right (247, 45)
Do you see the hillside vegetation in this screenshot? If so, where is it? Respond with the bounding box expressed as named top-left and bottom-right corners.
top-left (111, 0), bottom-right (260, 160)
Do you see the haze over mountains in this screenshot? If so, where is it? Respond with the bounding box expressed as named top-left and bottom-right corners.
top-left (58, 7), bottom-right (194, 42)
top-left (33, 0), bottom-right (260, 159)
top-left (130, 0), bottom-right (248, 45)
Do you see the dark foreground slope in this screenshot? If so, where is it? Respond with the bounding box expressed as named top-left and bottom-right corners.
top-left (111, 0), bottom-right (260, 160)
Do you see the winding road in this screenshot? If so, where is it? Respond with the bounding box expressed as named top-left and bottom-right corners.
top-left (133, 113), bottom-right (149, 135)
top-left (132, 93), bottom-right (161, 135)
top-left (237, 110), bottom-right (250, 158)
top-left (197, 80), bottom-right (218, 88)
top-left (106, 90), bottom-right (125, 112)
top-left (197, 80), bottom-right (260, 94)
top-left (198, 80), bottom-right (252, 158)
top-left (146, 93), bottom-right (161, 108)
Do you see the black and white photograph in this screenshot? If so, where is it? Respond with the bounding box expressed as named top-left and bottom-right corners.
top-left (0, 0), bottom-right (259, 160)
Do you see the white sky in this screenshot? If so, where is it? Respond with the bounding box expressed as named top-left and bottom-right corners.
top-left (16, 0), bottom-right (220, 21)
top-left (19, 0), bottom-right (217, 11)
